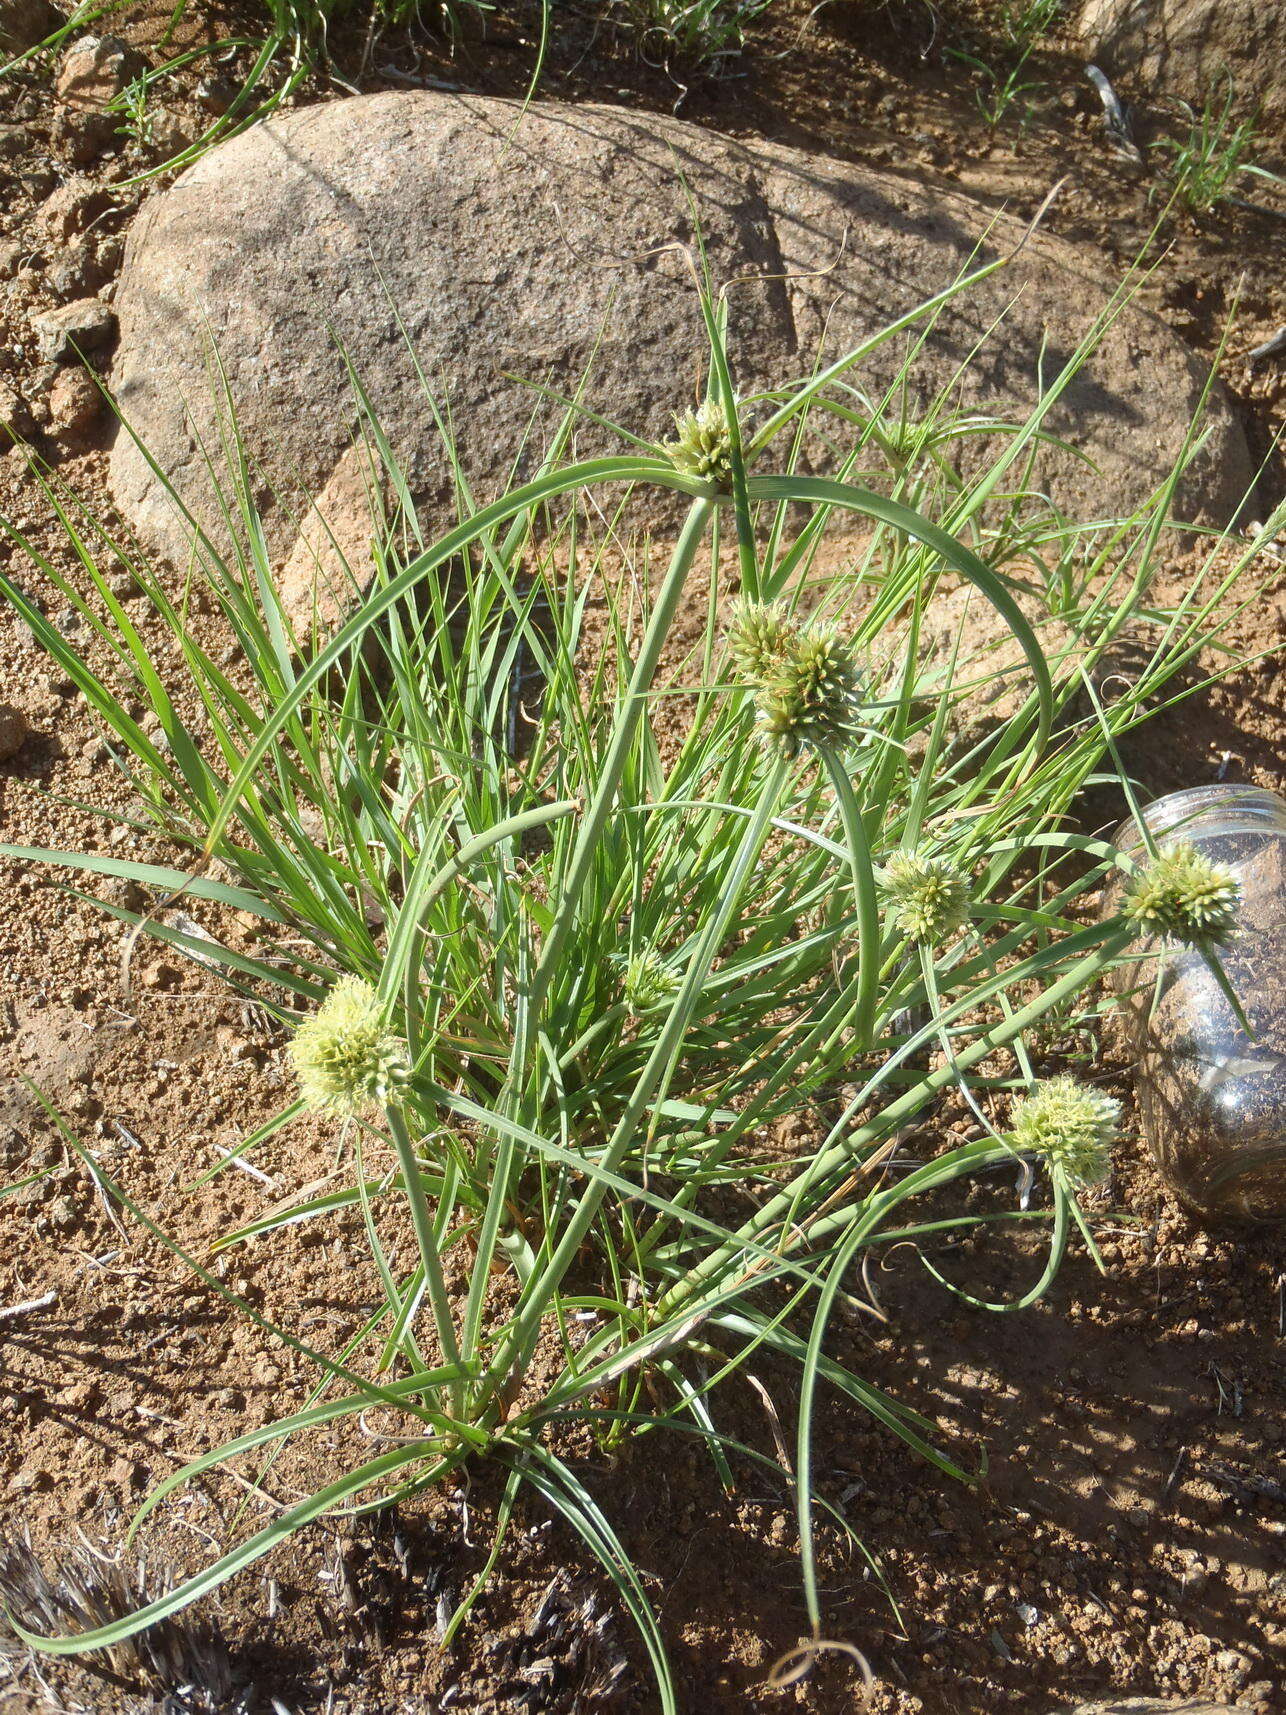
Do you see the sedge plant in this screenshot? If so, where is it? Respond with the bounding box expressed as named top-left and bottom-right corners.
top-left (1, 260), bottom-right (1279, 1703)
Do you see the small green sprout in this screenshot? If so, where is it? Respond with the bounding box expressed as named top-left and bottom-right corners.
top-left (878, 850), bottom-right (971, 945)
top-left (622, 951), bottom-right (681, 1015)
top-left (1123, 842), bottom-right (1240, 950)
top-left (663, 398), bottom-right (737, 486)
top-left (1010, 1074), bottom-right (1120, 1189)
top-left (290, 976), bottom-right (410, 1115)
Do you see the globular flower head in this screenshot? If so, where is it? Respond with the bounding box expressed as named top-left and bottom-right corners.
top-left (1122, 843), bottom-right (1240, 950)
top-left (727, 599), bottom-right (797, 683)
top-left (290, 976), bottom-right (410, 1116)
top-left (1010, 1074), bottom-right (1120, 1189)
top-left (663, 399), bottom-right (737, 487)
top-left (755, 623), bottom-right (864, 757)
top-left (622, 951), bottom-right (681, 1016)
top-left (878, 850), bottom-right (971, 945)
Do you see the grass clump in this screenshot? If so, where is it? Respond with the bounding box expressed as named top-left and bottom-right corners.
top-left (1, 253), bottom-right (1279, 1704)
top-left (614, 0), bottom-right (774, 71)
top-left (1153, 80), bottom-right (1284, 216)
top-left (944, 0), bottom-right (1063, 130)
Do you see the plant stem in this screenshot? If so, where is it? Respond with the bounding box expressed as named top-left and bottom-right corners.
top-left (385, 1105), bottom-right (463, 1417)
top-left (819, 746), bottom-right (882, 1047)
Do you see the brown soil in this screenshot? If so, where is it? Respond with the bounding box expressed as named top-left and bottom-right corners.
top-left (1, 3), bottom-right (1284, 1713)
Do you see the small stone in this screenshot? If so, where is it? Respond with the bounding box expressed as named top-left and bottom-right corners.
top-left (47, 240), bottom-right (110, 300)
top-left (216, 1026), bottom-right (259, 1064)
top-left (147, 107), bottom-right (195, 159)
top-left (0, 704), bottom-right (29, 761)
top-left (0, 379), bottom-right (35, 440)
top-left (30, 296), bottom-right (116, 363)
top-left (33, 176), bottom-right (114, 244)
top-left (0, 0), bottom-right (61, 53)
top-left (53, 35), bottom-right (144, 163)
top-left (55, 34), bottom-right (142, 112)
top-left (195, 75), bottom-right (237, 116)
top-left (19, 165), bottom-right (55, 200)
top-left (47, 366), bottom-right (103, 441)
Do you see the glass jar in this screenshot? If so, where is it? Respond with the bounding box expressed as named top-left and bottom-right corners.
top-left (1108, 784), bottom-right (1286, 1223)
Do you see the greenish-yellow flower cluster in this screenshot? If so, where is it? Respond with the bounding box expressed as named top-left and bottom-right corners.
top-left (663, 399), bottom-right (737, 487)
top-left (878, 849), bottom-right (971, 946)
top-left (290, 976), bottom-right (410, 1116)
top-left (622, 951), bottom-right (681, 1016)
top-left (1122, 842), bottom-right (1240, 950)
top-left (727, 601), bottom-right (863, 758)
top-left (1010, 1074), bottom-right (1120, 1189)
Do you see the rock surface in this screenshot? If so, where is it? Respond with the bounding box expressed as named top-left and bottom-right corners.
top-left (109, 92), bottom-right (1253, 578)
top-left (1075, 0), bottom-right (1286, 138)
top-left (277, 444), bottom-right (391, 632)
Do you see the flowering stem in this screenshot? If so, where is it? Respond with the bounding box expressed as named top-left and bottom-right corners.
top-left (385, 1105), bottom-right (463, 1416)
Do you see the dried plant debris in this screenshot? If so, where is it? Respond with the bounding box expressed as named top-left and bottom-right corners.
top-left (0, 1534), bottom-right (238, 1713)
top-left (1085, 64), bottom-right (1144, 166)
top-left (477, 1572), bottom-right (630, 1712)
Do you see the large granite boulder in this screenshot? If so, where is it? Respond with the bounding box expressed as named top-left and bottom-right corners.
top-left (109, 91), bottom-right (1252, 599)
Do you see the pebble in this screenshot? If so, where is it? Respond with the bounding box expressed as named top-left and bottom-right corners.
top-left (30, 295), bottom-right (116, 363)
top-left (55, 33), bottom-right (141, 107)
top-left (33, 175), bottom-right (113, 243)
top-left (47, 365), bottom-right (103, 440)
top-left (195, 74), bottom-right (238, 115)
top-left (48, 240), bottom-right (111, 300)
top-left (0, 703), bottom-right (29, 761)
top-left (0, 378), bottom-right (35, 440)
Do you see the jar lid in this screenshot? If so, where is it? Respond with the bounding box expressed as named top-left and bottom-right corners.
top-left (1113, 785), bottom-right (1286, 852)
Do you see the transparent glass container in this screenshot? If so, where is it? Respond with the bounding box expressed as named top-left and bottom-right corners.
top-left (1108, 784), bottom-right (1286, 1223)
